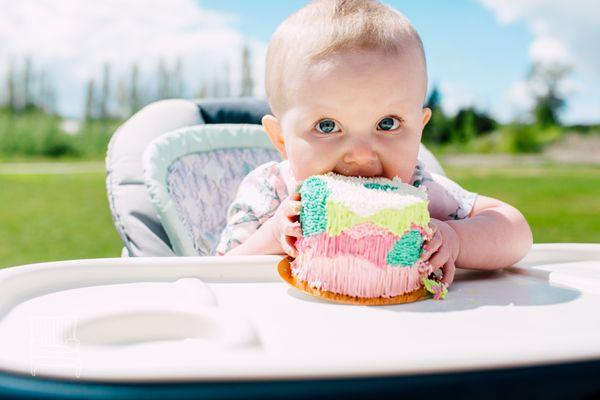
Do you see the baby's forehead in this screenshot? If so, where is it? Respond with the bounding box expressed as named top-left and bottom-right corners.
top-left (299, 46), bottom-right (423, 81)
top-left (288, 50), bottom-right (425, 101)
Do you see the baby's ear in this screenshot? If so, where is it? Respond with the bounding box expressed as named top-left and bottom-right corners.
top-left (421, 107), bottom-right (432, 127)
top-left (262, 114), bottom-right (287, 159)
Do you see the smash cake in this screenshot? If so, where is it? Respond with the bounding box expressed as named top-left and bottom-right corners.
top-left (277, 172), bottom-right (448, 305)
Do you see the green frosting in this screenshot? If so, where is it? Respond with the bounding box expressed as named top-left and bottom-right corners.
top-left (386, 230), bottom-right (425, 267)
top-left (363, 182), bottom-right (398, 192)
top-left (326, 200), bottom-right (429, 237)
top-left (422, 277), bottom-right (448, 299)
top-left (299, 176), bottom-right (330, 236)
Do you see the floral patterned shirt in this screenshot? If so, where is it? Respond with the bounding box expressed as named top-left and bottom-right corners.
top-left (215, 159), bottom-right (478, 255)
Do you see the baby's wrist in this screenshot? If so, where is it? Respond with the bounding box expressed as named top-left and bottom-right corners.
top-left (267, 215), bottom-right (283, 248)
top-left (444, 220), bottom-right (462, 265)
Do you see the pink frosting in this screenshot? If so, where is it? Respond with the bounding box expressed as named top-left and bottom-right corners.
top-left (291, 221), bottom-right (432, 298)
top-left (290, 254), bottom-right (423, 298)
top-left (296, 222), bottom-right (398, 268)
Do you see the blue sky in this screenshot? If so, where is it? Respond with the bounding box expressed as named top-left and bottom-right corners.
top-left (1, 0), bottom-right (597, 123)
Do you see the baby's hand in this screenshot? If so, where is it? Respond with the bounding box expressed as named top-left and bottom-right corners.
top-left (271, 184), bottom-right (303, 258)
top-left (420, 218), bottom-right (461, 287)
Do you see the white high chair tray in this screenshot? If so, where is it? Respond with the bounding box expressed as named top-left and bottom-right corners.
top-left (0, 243), bottom-right (599, 382)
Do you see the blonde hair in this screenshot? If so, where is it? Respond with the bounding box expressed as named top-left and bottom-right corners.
top-left (264, 0), bottom-right (427, 117)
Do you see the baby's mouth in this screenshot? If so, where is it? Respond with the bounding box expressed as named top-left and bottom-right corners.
top-left (332, 161), bottom-right (385, 178)
top-left (333, 168), bottom-right (383, 178)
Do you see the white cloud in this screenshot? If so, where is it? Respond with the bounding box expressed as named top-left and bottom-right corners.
top-left (438, 82), bottom-right (475, 116)
top-left (0, 0), bottom-right (267, 117)
top-left (479, 0), bottom-right (600, 123)
top-left (506, 80), bottom-right (534, 119)
top-left (529, 37), bottom-right (572, 66)
top-left (479, 0), bottom-right (599, 70)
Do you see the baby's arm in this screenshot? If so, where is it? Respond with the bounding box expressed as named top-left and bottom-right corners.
top-left (216, 161), bottom-right (302, 257)
top-left (418, 167), bottom-right (532, 282)
top-left (215, 161), bottom-right (283, 256)
top-left (225, 191), bottom-right (302, 256)
top-left (222, 217), bottom-right (282, 255)
top-left (445, 195), bottom-right (533, 270)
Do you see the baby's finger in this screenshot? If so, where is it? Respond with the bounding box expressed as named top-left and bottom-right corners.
top-left (290, 191), bottom-right (301, 201)
top-left (294, 181), bottom-right (304, 192)
top-left (421, 230), bottom-right (442, 260)
top-left (283, 221), bottom-right (302, 238)
top-left (285, 200), bottom-right (302, 217)
top-left (428, 221), bottom-right (439, 234)
top-left (428, 243), bottom-right (450, 272)
top-left (283, 234), bottom-right (298, 258)
top-left (441, 258), bottom-right (456, 287)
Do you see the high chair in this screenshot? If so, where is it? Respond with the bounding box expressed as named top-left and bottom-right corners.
top-left (106, 97), bottom-right (446, 257)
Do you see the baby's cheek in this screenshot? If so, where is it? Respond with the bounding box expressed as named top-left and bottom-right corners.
top-left (287, 144), bottom-right (336, 180)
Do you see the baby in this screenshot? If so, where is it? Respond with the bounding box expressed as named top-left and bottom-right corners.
top-left (216, 0), bottom-right (533, 287)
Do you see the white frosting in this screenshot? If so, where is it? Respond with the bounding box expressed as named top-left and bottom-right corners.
top-left (319, 172), bottom-right (428, 217)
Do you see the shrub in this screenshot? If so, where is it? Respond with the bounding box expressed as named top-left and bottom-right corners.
top-left (499, 123), bottom-right (563, 153)
top-left (0, 109), bottom-right (121, 160)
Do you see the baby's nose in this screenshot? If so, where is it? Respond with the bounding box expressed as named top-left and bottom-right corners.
top-left (343, 143), bottom-right (378, 165)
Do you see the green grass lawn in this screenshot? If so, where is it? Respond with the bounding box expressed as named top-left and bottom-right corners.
top-left (445, 163), bottom-right (600, 244)
top-left (1, 163), bottom-right (599, 269)
top-left (0, 172), bottom-right (123, 269)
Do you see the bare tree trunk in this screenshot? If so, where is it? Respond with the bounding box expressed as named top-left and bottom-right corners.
top-left (99, 63), bottom-right (111, 119)
top-left (84, 79), bottom-right (95, 121)
top-left (219, 60), bottom-right (230, 98)
top-left (157, 58), bottom-right (170, 99)
top-left (172, 58), bottom-right (184, 98)
top-left (6, 61), bottom-right (17, 112)
top-left (130, 63), bottom-right (140, 113)
top-left (240, 44), bottom-right (254, 97)
top-left (23, 56), bottom-right (33, 109)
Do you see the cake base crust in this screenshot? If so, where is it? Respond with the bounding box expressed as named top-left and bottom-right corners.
top-left (277, 257), bottom-right (430, 305)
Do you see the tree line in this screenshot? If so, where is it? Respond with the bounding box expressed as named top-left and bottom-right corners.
top-left (1, 44), bottom-right (256, 120)
top-left (422, 61), bottom-right (572, 149)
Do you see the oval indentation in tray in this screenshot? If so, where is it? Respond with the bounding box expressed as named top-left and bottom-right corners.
top-left (71, 308), bottom-right (260, 349)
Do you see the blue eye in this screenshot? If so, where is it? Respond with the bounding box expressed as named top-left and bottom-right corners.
top-left (315, 119), bottom-right (340, 134)
top-left (377, 117), bottom-right (401, 131)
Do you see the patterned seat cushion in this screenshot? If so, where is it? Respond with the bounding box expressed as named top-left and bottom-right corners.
top-left (167, 148), bottom-right (280, 255)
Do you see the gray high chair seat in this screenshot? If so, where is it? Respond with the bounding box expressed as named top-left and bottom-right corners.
top-left (105, 98), bottom-right (446, 257)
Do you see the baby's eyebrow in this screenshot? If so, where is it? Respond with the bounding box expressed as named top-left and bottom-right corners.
top-left (298, 106), bottom-right (336, 118)
top-left (303, 99), bottom-right (409, 115)
top-left (297, 100), bottom-right (410, 123)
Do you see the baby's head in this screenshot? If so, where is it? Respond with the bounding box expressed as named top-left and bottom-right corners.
top-left (262, 0), bottom-right (431, 184)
